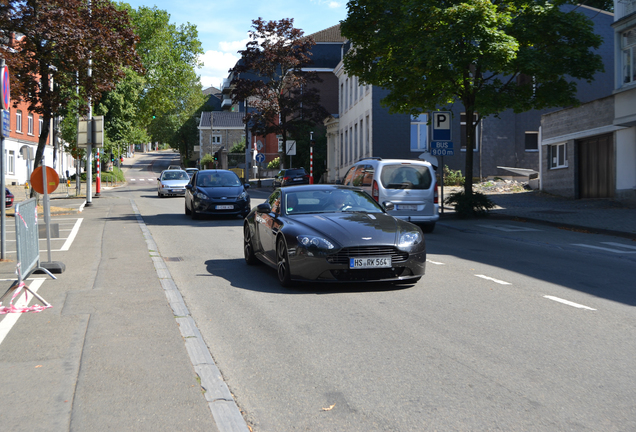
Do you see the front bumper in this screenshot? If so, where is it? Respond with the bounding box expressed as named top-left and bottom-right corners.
top-left (194, 199), bottom-right (251, 216)
top-left (288, 247), bottom-right (426, 283)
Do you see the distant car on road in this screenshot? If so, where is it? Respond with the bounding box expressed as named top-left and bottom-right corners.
top-left (185, 168), bottom-right (198, 178)
top-left (167, 164), bottom-right (181, 170)
top-left (272, 168), bottom-right (310, 188)
top-left (185, 169), bottom-right (251, 220)
top-left (5, 188), bottom-right (14, 208)
top-left (157, 170), bottom-right (190, 197)
top-left (243, 184), bottom-right (426, 287)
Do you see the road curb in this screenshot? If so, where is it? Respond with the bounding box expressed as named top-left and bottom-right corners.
top-left (130, 199), bottom-right (250, 432)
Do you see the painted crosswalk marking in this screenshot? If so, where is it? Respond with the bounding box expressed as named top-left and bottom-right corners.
top-left (572, 243), bottom-right (636, 254)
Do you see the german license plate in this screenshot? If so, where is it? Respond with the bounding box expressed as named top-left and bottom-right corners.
top-left (349, 256), bottom-right (391, 269)
top-left (398, 204), bottom-right (417, 210)
top-left (293, 178), bottom-right (302, 181)
top-left (215, 205), bottom-right (233, 210)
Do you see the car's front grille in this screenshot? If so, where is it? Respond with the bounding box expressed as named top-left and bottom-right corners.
top-left (326, 246), bottom-right (408, 265)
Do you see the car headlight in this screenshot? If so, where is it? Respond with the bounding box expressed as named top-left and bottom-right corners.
top-left (238, 191), bottom-right (248, 200)
top-left (196, 191), bottom-right (210, 200)
top-left (297, 235), bottom-right (335, 250)
top-left (398, 231), bottom-right (422, 250)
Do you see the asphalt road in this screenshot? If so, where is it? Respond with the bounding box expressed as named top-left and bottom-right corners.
top-left (125, 152), bottom-right (636, 431)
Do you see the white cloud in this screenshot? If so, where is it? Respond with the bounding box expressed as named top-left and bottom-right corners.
top-left (197, 50), bottom-right (241, 89)
top-left (328, 1), bottom-right (342, 8)
top-left (219, 38), bottom-right (251, 52)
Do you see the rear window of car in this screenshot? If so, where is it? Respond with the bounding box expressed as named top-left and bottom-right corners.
top-left (380, 164), bottom-right (433, 190)
top-left (285, 169), bottom-right (306, 176)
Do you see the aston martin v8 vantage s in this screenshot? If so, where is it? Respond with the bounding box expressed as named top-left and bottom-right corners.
top-left (243, 185), bottom-right (426, 287)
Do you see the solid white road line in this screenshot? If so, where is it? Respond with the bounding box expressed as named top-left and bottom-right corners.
top-left (426, 259), bottom-right (445, 265)
top-left (572, 243), bottom-right (636, 254)
top-left (60, 218), bottom-right (83, 251)
top-left (601, 242), bottom-right (636, 251)
top-left (475, 274), bottom-right (512, 285)
top-left (0, 278), bottom-right (46, 345)
top-left (543, 295), bottom-right (596, 311)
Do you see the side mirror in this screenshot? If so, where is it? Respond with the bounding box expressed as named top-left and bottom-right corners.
top-left (186, 184), bottom-right (192, 190)
top-left (244, 183), bottom-right (250, 189)
top-left (384, 201), bottom-right (395, 211)
top-left (156, 178), bottom-right (160, 181)
top-left (256, 202), bottom-right (272, 213)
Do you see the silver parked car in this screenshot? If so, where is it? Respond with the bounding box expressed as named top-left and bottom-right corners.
top-left (157, 169), bottom-right (190, 197)
top-left (341, 158), bottom-right (439, 232)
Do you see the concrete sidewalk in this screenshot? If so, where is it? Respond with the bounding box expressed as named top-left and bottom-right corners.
top-left (0, 194), bottom-right (220, 431)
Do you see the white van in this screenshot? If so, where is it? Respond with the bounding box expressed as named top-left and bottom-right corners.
top-left (341, 158), bottom-right (439, 232)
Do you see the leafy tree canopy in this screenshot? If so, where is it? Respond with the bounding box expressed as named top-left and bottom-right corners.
top-left (230, 18), bottom-right (328, 169)
top-left (0, 0), bottom-right (142, 169)
top-left (341, 0), bottom-right (604, 196)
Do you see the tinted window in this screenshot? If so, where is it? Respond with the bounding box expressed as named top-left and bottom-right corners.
top-left (196, 171), bottom-right (241, 187)
top-left (285, 169), bottom-right (306, 176)
top-left (380, 164), bottom-right (432, 190)
top-left (352, 164), bottom-right (374, 187)
top-left (269, 190), bottom-right (282, 214)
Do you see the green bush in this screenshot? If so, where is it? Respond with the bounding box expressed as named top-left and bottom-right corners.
top-left (443, 165), bottom-right (465, 186)
top-left (101, 167), bottom-right (125, 183)
top-left (267, 157), bottom-right (280, 169)
top-left (444, 191), bottom-right (495, 218)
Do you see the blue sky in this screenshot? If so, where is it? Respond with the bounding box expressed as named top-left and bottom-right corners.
top-left (123, 0), bottom-right (348, 89)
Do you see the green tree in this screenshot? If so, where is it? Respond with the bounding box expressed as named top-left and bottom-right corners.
top-left (341, 0), bottom-right (604, 199)
top-left (127, 5), bottom-right (204, 147)
top-left (230, 18), bottom-right (329, 169)
top-left (0, 0), bottom-right (142, 173)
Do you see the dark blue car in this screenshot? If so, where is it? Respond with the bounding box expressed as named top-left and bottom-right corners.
top-left (184, 170), bottom-right (250, 220)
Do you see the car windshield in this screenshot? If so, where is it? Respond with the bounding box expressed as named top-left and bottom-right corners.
top-left (196, 172), bottom-right (242, 187)
top-left (380, 164), bottom-right (432, 190)
top-left (162, 171), bottom-right (189, 181)
top-left (284, 189), bottom-right (384, 215)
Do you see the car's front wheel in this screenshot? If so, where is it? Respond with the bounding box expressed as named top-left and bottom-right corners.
top-left (421, 222), bottom-right (435, 233)
top-left (276, 238), bottom-right (293, 287)
top-left (185, 200), bottom-right (191, 215)
top-left (244, 224), bottom-right (259, 265)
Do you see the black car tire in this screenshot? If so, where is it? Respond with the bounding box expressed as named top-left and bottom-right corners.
top-left (185, 201), bottom-right (191, 215)
top-left (421, 222), bottom-right (435, 233)
top-left (276, 238), bottom-right (293, 287)
top-left (244, 224), bottom-right (259, 265)
top-left (191, 207), bottom-right (200, 220)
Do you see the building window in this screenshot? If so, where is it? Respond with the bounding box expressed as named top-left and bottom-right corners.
top-left (622, 28), bottom-right (636, 85)
top-left (7, 150), bottom-right (15, 174)
top-left (340, 83), bottom-right (344, 113)
top-left (365, 115), bottom-right (370, 155)
top-left (212, 134), bottom-right (221, 144)
top-left (525, 132), bottom-right (539, 151)
top-left (28, 113), bottom-right (34, 135)
top-left (354, 123), bottom-right (358, 161)
top-left (460, 113), bottom-right (479, 151)
top-left (344, 129), bottom-right (348, 165)
top-left (39, 118), bottom-right (43, 136)
top-left (548, 143), bottom-right (567, 169)
top-left (344, 78), bottom-right (348, 112)
top-left (410, 114), bottom-right (428, 151)
top-left (16, 110), bottom-right (22, 133)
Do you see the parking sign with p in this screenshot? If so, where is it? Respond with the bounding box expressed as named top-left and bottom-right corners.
top-left (432, 111), bottom-right (451, 141)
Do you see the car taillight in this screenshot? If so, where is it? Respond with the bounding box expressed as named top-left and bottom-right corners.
top-left (283, 176), bottom-right (291, 181)
top-left (433, 181), bottom-right (439, 204)
top-left (372, 180), bottom-right (379, 202)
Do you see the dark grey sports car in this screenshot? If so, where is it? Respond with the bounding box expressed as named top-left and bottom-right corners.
top-left (243, 185), bottom-right (426, 287)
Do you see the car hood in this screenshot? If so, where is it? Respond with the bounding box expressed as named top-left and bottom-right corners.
top-left (289, 212), bottom-right (412, 247)
top-left (196, 185), bottom-right (246, 198)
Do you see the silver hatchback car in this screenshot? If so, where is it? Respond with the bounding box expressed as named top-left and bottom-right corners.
top-left (157, 169), bottom-right (190, 197)
top-left (341, 158), bottom-right (439, 232)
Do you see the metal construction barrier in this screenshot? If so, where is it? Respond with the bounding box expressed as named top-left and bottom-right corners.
top-left (0, 198), bottom-right (54, 314)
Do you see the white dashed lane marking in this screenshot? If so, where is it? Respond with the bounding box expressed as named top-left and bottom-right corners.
top-left (475, 274), bottom-right (512, 285)
top-left (543, 295), bottom-right (596, 311)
